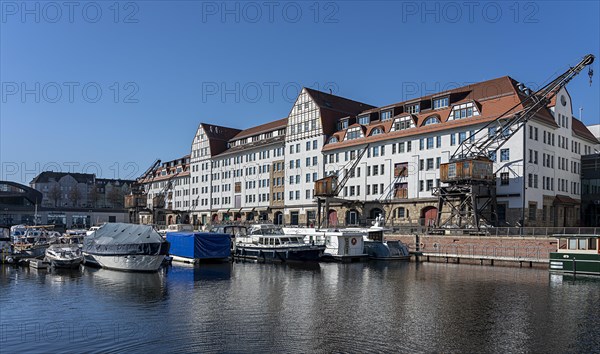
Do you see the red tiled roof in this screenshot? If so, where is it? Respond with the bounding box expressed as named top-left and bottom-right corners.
top-left (571, 117), bottom-right (599, 143)
top-left (322, 76), bottom-right (564, 151)
top-left (231, 118), bottom-right (288, 140)
top-left (304, 87), bottom-right (375, 115)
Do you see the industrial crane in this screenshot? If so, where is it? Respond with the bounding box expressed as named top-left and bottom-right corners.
top-left (435, 54), bottom-right (595, 232)
top-left (314, 144), bottom-right (369, 227)
top-left (125, 159), bottom-right (161, 223)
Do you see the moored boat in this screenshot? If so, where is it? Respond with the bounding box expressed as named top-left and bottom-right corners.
top-left (83, 223), bottom-right (170, 272)
top-left (233, 224), bottom-right (324, 262)
top-left (45, 244), bottom-right (83, 268)
top-left (166, 231), bottom-right (231, 263)
top-left (1, 226), bottom-right (13, 263)
top-left (549, 234), bottom-right (600, 276)
top-left (11, 225), bottom-right (59, 258)
top-left (285, 227), bottom-right (368, 262)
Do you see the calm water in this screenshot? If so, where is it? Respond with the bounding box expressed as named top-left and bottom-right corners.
top-left (1, 261), bottom-right (599, 354)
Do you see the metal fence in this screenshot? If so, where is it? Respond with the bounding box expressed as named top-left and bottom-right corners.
top-left (416, 243), bottom-right (548, 262)
top-left (387, 226), bottom-right (600, 237)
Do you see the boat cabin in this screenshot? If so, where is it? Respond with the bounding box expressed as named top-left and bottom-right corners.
top-left (550, 234), bottom-right (600, 276)
top-left (255, 236), bottom-right (305, 246)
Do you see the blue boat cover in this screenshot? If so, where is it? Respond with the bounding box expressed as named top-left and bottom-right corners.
top-left (166, 232), bottom-right (230, 259)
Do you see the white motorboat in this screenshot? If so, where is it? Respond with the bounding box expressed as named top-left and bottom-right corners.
top-left (232, 224), bottom-right (324, 262)
top-left (83, 223), bottom-right (170, 272)
top-left (11, 225), bottom-right (59, 258)
top-left (45, 244), bottom-right (83, 268)
top-left (285, 227), bottom-right (368, 262)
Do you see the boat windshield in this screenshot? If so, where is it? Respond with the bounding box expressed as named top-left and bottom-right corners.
top-left (251, 227), bottom-right (283, 235)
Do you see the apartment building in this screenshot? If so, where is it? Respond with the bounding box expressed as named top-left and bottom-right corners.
top-left (150, 77), bottom-right (597, 228)
top-left (138, 155), bottom-right (191, 225)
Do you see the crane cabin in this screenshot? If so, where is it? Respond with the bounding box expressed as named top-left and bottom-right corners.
top-left (440, 157), bottom-right (495, 184)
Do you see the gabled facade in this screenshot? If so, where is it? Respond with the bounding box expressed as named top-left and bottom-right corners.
top-left (153, 78), bottom-right (596, 228)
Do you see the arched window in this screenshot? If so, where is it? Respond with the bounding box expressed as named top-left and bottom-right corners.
top-left (328, 136), bottom-right (338, 144)
top-left (423, 116), bottom-right (440, 125)
top-left (370, 128), bottom-right (384, 136)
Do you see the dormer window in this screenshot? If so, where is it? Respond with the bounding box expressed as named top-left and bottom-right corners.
top-left (406, 103), bottom-right (420, 114)
top-left (450, 102), bottom-right (479, 120)
top-left (357, 115), bottom-right (370, 125)
top-left (381, 110), bottom-right (393, 121)
top-left (328, 136), bottom-right (339, 144)
top-left (392, 116), bottom-right (415, 131)
top-left (345, 127), bottom-right (363, 140)
top-left (370, 127), bottom-right (384, 136)
top-left (423, 116), bottom-right (440, 125)
top-left (337, 119), bottom-right (349, 131)
top-left (433, 97), bottom-right (449, 109)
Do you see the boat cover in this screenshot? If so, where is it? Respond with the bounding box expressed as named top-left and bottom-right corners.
top-left (83, 223), bottom-right (170, 256)
top-left (166, 232), bottom-right (230, 259)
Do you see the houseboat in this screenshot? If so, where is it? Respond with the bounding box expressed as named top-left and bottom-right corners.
top-left (549, 234), bottom-right (600, 276)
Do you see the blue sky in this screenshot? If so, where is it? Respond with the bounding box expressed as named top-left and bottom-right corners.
top-left (1, 0), bottom-right (599, 184)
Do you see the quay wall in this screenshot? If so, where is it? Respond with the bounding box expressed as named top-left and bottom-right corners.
top-left (387, 234), bottom-right (556, 261)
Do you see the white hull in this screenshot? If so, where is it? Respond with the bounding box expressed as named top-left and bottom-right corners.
top-left (92, 254), bottom-right (166, 272)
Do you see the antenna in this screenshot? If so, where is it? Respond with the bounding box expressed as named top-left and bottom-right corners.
top-left (579, 107), bottom-right (583, 119)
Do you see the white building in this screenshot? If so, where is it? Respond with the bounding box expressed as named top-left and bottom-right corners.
top-left (145, 77), bottom-right (597, 228)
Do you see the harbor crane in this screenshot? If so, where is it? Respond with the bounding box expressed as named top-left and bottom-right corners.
top-left (125, 159), bottom-right (161, 223)
top-left (435, 54), bottom-right (595, 232)
top-left (314, 144), bottom-right (369, 228)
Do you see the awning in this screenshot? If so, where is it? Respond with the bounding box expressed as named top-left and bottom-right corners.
top-left (255, 207), bottom-right (268, 212)
top-left (240, 207), bottom-right (254, 212)
top-left (217, 209), bottom-right (228, 213)
top-left (553, 195), bottom-right (579, 205)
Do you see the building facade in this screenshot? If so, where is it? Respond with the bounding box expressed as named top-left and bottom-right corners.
top-left (146, 77), bottom-right (599, 228)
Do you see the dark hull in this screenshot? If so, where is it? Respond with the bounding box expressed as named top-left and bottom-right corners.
top-left (49, 259), bottom-right (82, 269)
top-left (234, 245), bottom-right (324, 262)
top-left (549, 252), bottom-right (600, 275)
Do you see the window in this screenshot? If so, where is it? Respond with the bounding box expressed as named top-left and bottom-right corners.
top-left (500, 149), bottom-right (510, 162)
top-left (423, 116), bottom-right (440, 125)
top-left (450, 134), bottom-right (456, 146)
top-left (406, 103), bottom-right (420, 114)
top-left (452, 105), bottom-right (474, 119)
top-left (370, 127), bottom-right (384, 136)
top-left (419, 139), bottom-right (424, 150)
top-left (433, 97), bottom-right (449, 109)
top-left (358, 115), bottom-right (370, 125)
top-left (500, 172), bottom-right (509, 185)
top-left (426, 158), bottom-right (434, 170)
top-left (426, 180), bottom-right (434, 191)
top-left (458, 132), bottom-right (467, 143)
top-left (381, 110), bottom-right (392, 121)
top-left (488, 127), bottom-right (496, 138)
top-left (528, 203), bottom-right (536, 221)
top-left (436, 136), bottom-right (441, 148)
top-left (328, 136), bottom-right (338, 144)
top-left (393, 116), bottom-right (414, 131)
top-left (346, 129), bottom-right (362, 140)
top-left (427, 137), bottom-right (434, 149)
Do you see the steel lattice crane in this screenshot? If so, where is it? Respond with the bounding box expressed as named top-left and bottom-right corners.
top-left (435, 54), bottom-right (595, 232)
top-left (314, 144), bottom-right (370, 227)
top-left (125, 159), bottom-right (161, 223)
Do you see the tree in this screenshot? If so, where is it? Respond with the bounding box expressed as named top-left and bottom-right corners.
top-left (88, 186), bottom-right (99, 208)
top-left (107, 187), bottom-right (124, 208)
top-left (48, 184), bottom-right (61, 207)
top-left (68, 187), bottom-right (81, 207)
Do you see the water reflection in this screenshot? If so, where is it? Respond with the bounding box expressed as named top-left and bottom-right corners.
top-left (1, 262), bottom-right (599, 353)
top-left (86, 267), bottom-right (168, 303)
